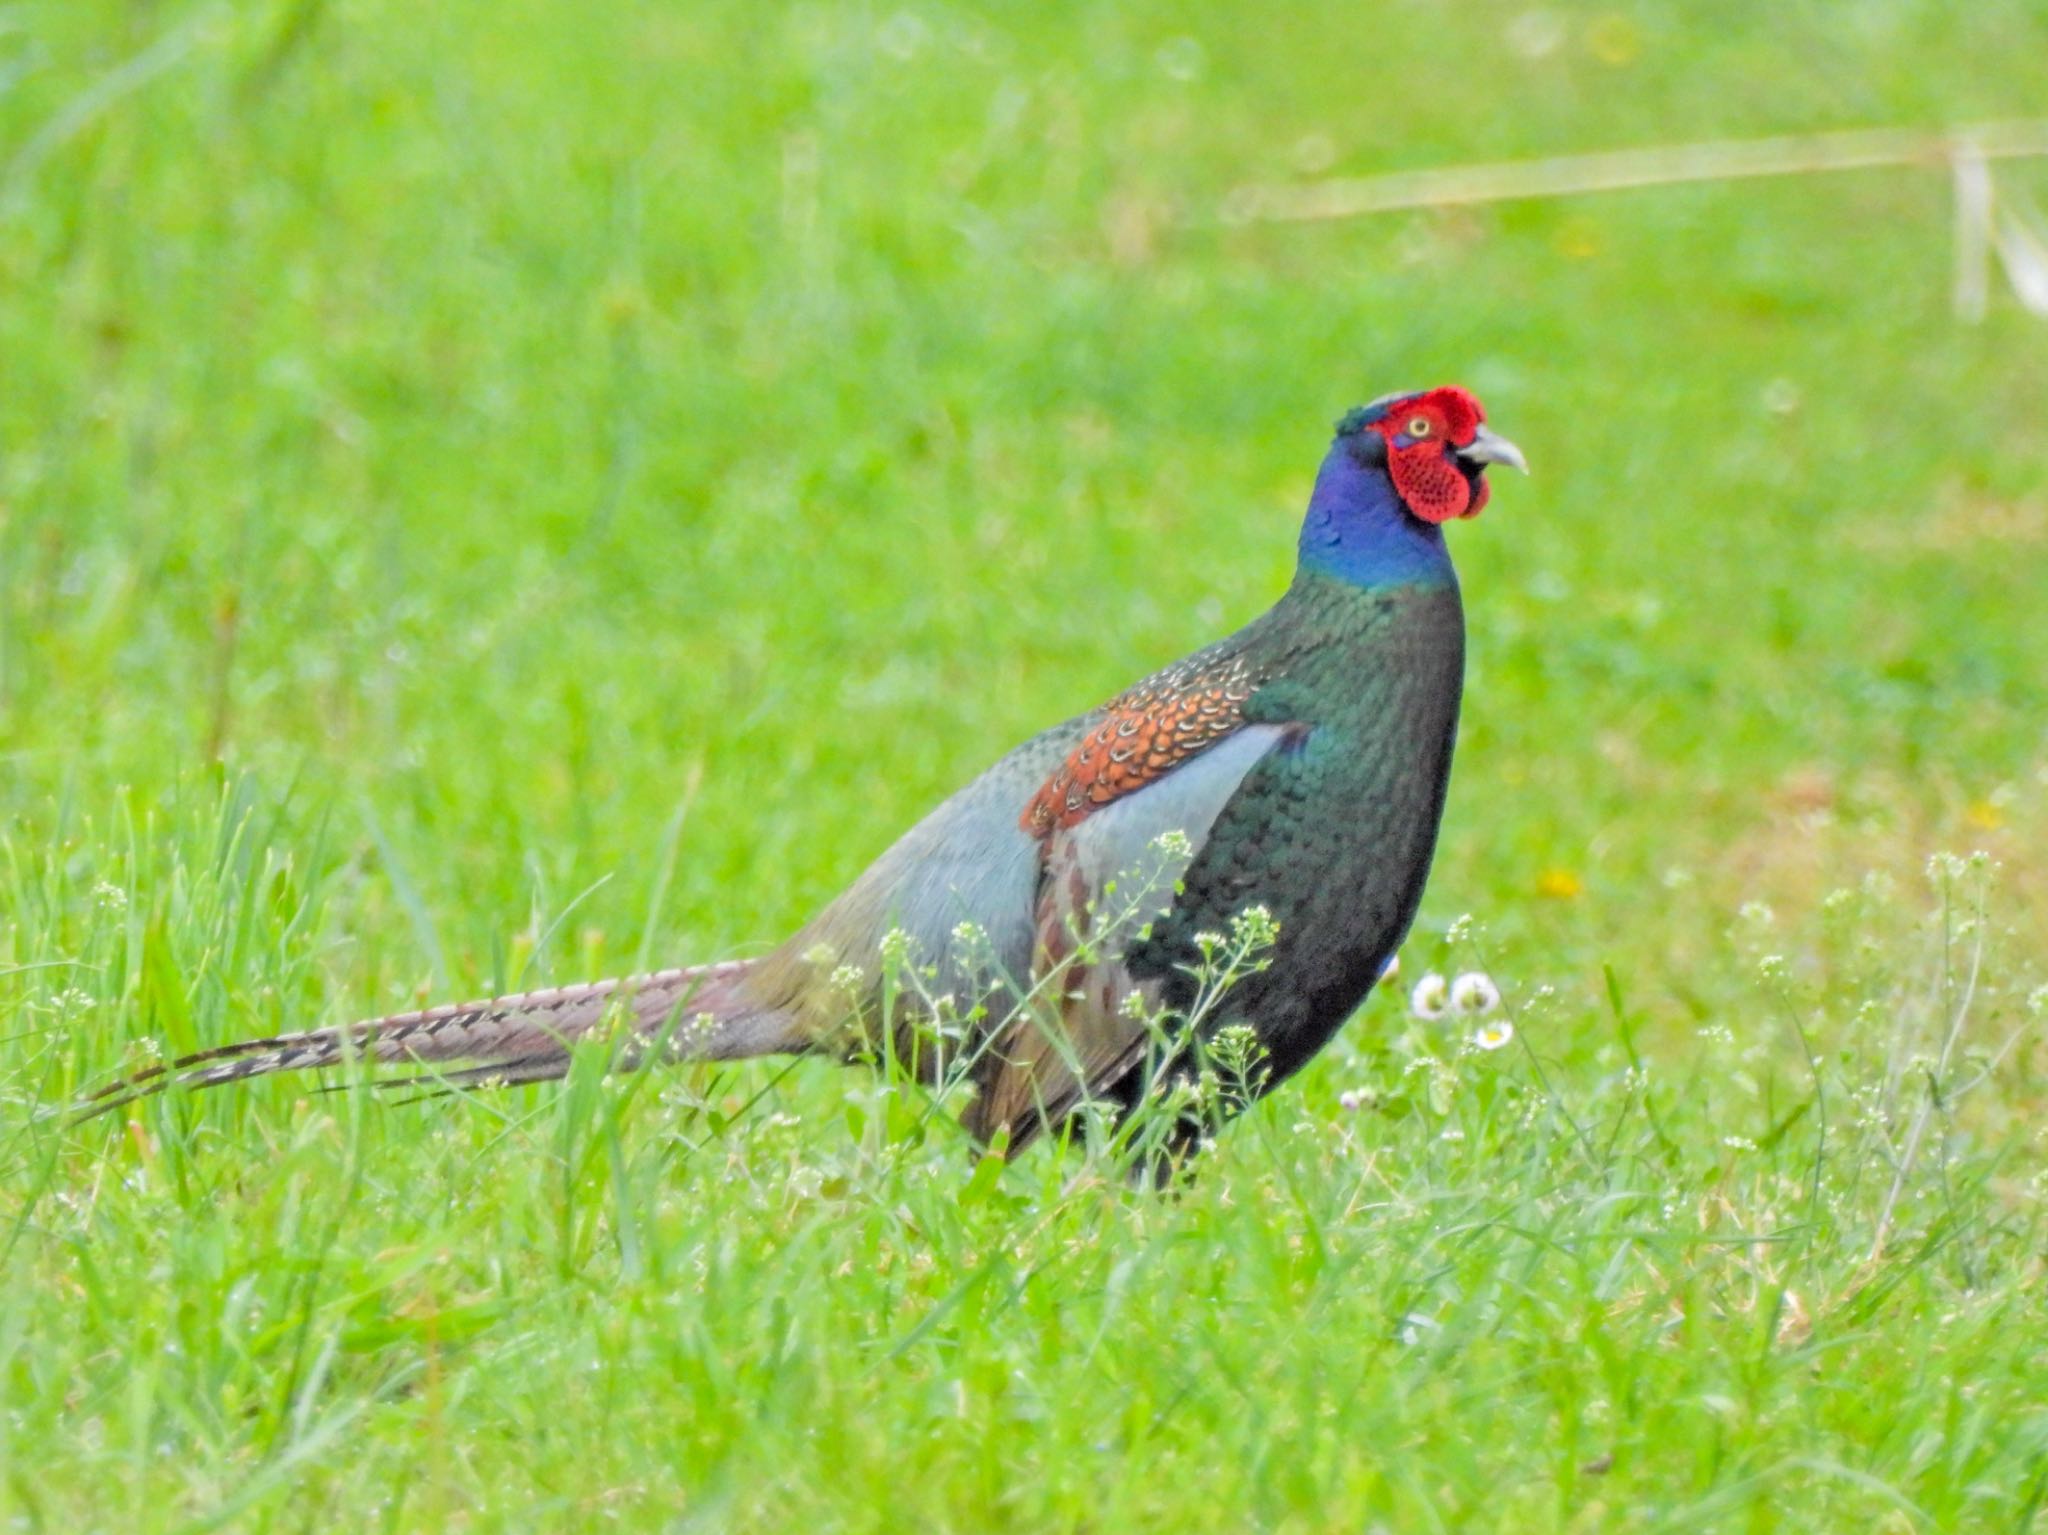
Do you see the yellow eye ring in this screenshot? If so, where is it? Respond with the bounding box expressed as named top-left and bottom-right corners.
top-left (1405, 415), bottom-right (1432, 438)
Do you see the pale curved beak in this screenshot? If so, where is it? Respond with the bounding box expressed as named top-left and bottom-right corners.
top-left (1457, 425), bottom-right (1529, 475)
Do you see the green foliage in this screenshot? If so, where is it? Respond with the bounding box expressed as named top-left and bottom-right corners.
top-left (4, 0), bottom-right (2048, 1528)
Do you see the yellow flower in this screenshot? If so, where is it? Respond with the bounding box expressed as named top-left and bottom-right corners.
top-left (1537, 868), bottom-right (1584, 900)
top-left (1585, 14), bottom-right (1641, 65)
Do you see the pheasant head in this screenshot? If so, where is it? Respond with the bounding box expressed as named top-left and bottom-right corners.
top-left (1343, 385), bottom-right (1528, 523)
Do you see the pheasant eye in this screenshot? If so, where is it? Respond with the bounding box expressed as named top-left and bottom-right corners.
top-left (1405, 415), bottom-right (1432, 438)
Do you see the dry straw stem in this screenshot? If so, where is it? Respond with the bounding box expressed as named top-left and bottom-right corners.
top-left (1219, 118), bottom-right (2048, 224)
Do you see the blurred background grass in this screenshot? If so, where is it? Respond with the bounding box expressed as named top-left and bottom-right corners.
top-left (4, 1), bottom-right (2048, 1529)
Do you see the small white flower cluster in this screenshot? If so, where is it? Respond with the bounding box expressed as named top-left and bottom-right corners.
top-left (1411, 969), bottom-right (1511, 1051)
top-left (1925, 849), bottom-right (1993, 884)
top-left (1230, 904), bottom-right (1280, 950)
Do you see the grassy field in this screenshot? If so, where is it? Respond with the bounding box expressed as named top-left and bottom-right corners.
top-left (6, 0), bottom-right (2048, 1528)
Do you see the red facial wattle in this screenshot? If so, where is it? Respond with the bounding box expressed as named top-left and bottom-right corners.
top-left (1369, 385), bottom-right (1494, 524)
top-left (1386, 445), bottom-right (1477, 523)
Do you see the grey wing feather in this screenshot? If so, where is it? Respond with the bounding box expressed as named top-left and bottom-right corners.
top-left (753, 715), bottom-right (1099, 1034)
top-left (967, 723), bottom-right (1290, 1147)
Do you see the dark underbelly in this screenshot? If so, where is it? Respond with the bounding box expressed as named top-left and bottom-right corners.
top-left (1124, 607), bottom-right (1462, 1093)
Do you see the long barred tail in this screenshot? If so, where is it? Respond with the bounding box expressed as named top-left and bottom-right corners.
top-left (79, 959), bottom-right (791, 1119)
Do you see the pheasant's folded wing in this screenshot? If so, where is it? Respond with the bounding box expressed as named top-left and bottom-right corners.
top-left (968, 689), bottom-right (1293, 1150)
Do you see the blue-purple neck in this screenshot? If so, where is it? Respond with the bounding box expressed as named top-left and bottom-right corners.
top-left (1295, 437), bottom-right (1456, 590)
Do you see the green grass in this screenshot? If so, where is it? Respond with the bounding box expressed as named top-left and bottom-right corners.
top-left (6, 0), bottom-right (2048, 1528)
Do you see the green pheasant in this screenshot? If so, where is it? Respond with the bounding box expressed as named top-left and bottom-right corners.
top-left (90, 387), bottom-right (1525, 1158)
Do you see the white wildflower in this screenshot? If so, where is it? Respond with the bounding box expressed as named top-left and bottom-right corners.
top-left (1472, 1019), bottom-right (1514, 1052)
top-left (1410, 972), bottom-right (1450, 1021)
top-left (1926, 851), bottom-right (1968, 883)
top-left (1229, 905), bottom-right (1279, 949)
top-left (1449, 972), bottom-right (1501, 1016)
top-left (683, 1011), bottom-right (720, 1046)
top-left (1506, 10), bottom-right (1565, 59)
